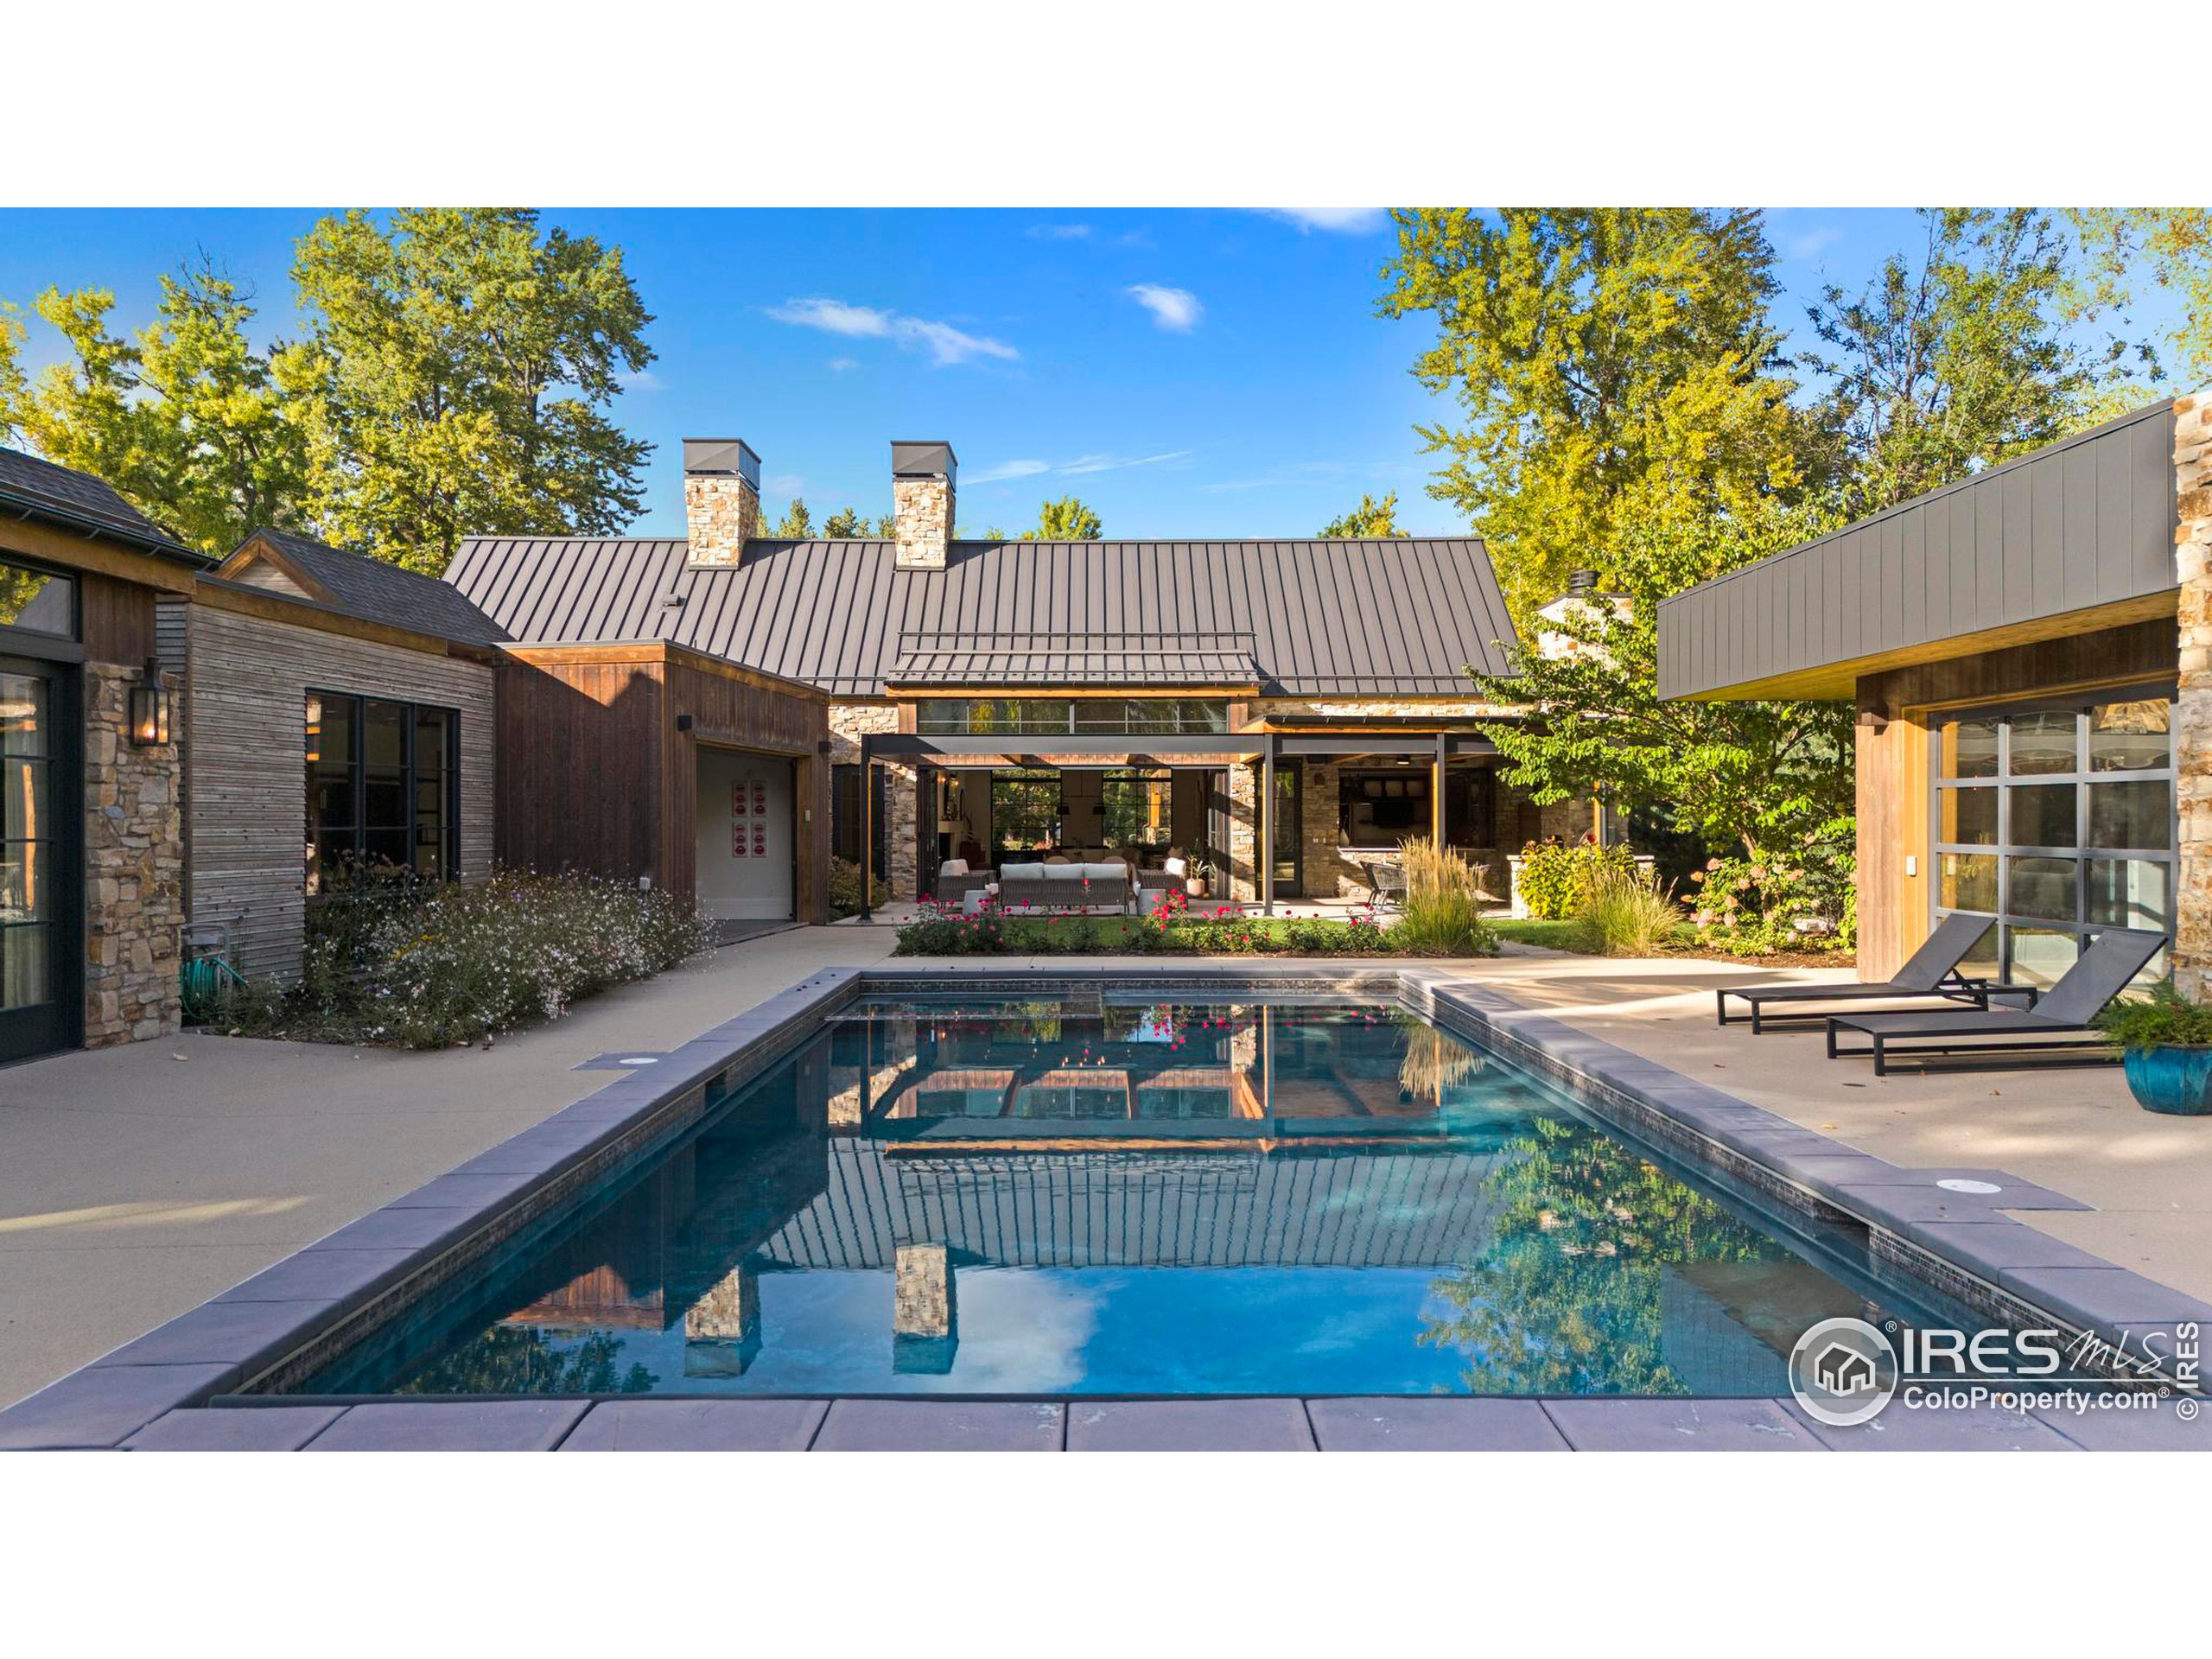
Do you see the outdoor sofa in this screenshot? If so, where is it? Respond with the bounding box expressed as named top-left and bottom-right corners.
top-left (1715, 912), bottom-right (2020, 1033)
top-left (997, 861), bottom-right (1132, 913)
top-left (1823, 925), bottom-right (2166, 1076)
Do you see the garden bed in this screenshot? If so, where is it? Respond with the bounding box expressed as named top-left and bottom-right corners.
top-left (1490, 917), bottom-right (1852, 968)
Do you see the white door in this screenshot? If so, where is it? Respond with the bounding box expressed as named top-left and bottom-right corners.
top-left (696, 750), bottom-right (794, 919)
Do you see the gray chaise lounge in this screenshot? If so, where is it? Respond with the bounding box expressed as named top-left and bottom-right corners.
top-left (1824, 925), bottom-right (2167, 1076)
top-left (1716, 912), bottom-right (2014, 1033)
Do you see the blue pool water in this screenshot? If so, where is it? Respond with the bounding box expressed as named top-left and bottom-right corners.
top-left (290, 996), bottom-right (1985, 1398)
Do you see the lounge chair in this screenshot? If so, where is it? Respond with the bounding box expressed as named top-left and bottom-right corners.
top-left (1824, 925), bottom-right (2168, 1076)
top-left (1716, 912), bottom-right (2014, 1033)
top-left (1362, 860), bottom-right (1407, 915)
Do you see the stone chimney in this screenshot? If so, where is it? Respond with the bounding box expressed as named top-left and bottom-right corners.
top-left (683, 438), bottom-right (760, 567)
top-left (891, 441), bottom-right (957, 570)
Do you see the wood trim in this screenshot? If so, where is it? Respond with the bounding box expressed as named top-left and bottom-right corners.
top-left (1899, 665), bottom-right (2181, 718)
top-left (501, 639), bottom-right (828, 701)
top-left (0, 516), bottom-right (202, 594)
top-left (887, 683), bottom-right (1264, 696)
top-left (190, 579), bottom-right (505, 664)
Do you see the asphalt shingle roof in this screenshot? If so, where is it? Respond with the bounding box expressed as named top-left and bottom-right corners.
top-left (445, 536), bottom-right (1519, 697)
top-left (0, 447), bottom-right (201, 562)
top-left (245, 530), bottom-right (512, 647)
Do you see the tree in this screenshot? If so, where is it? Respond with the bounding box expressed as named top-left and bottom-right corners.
top-left (766, 498), bottom-right (814, 537)
top-left (822, 505), bottom-right (895, 537)
top-left (1377, 208), bottom-right (1806, 622)
top-left (1021, 495), bottom-right (1103, 540)
top-left (0, 262), bottom-right (312, 554)
top-left (2065, 208), bottom-right (2212, 389)
top-left (289, 207), bottom-right (654, 574)
top-left (1319, 491), bottom-right (1400, 537)
top-left (1799, 208), bottom-right (2113, 516)
top-left (1471, 489), bottom-right (1854, 864)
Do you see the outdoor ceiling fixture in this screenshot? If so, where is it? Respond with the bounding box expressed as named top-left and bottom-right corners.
top-left (128, 659), bottom-right (172, 747)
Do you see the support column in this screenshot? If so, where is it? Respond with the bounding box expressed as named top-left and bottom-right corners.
top-left (1432, 734), bottom-right (1446, 849)
top-left (859, 732), bottom-right (874, 919)
top-left (2174, 391), bottom-right (2212, 999)
top-left (1262, 738), bottom-right (1276, 915)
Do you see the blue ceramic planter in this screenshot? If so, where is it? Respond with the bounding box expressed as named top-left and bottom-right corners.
top-left (2121, 1045), bottom-right (2212, 1116)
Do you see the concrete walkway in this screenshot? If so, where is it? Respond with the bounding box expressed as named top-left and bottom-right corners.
top-left (0, 927), bottom-right (895, 1408)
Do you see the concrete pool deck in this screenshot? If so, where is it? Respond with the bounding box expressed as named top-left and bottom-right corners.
top-left (3, 931), bottom-right (2210, 1443)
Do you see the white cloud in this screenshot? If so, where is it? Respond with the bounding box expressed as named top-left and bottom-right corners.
top-left (763, 472), bottom-right (806, 496)
top-left (1257, 207), bottom-right (1389, 234)
top-left (765, 296), bottom-right (1018, 366)
top-left (1780, 224), bottom-right (1843, 260)
top-left (1027, 223), bottom-right (1094, 240)
top-left (827, 356), bottom-right (860, 373)
top-left (969, 450), bottom-right (1192, 489)
top-left (617, 366), bottom-right (664, 391)
top-left (968, 458), bottom-right (1053, 485)
top-left (1127, 283), bottom-right (1203, 332)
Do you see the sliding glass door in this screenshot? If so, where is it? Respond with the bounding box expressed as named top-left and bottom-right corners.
top-left (0, 656), bottom-right (77, 1061)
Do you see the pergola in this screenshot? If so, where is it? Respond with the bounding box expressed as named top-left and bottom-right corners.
top-left (855, 728), bottom-right (1497, 918)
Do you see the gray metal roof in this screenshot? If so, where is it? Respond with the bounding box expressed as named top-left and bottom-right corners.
top-left (240, 529), bottom-right (512, 647)
top-left (1658, 400), bottom-right (2180, 701)
top-left (0, 446), bottom-right (204, 563)
top-left (887, 630), bottom-right (1258, 687)
top-left (445, 535), bottom-right (1519, 696)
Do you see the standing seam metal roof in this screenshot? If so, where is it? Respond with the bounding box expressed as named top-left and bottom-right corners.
top-left (444, 536), bottom-right (1520, 697)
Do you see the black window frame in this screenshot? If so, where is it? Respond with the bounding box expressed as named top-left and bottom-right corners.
top-left (915, 697), bottom-right (1230, 736)
top-left (305, 688), bottom-right (461, 893)
top-left (0, 556), bottom-right (79, 644)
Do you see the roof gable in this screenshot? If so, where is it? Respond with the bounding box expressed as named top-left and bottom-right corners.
top-left (225, 529), bottom-right (511, 647)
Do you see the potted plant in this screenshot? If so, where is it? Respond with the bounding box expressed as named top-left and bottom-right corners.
top-left (2097, 983), bottom-right (2212, 1115)
top-left (1184, 837), bottom-right (1214, 899)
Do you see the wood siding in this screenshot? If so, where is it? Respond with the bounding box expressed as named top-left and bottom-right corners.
top-left (1662, 401), bottom-right (2178, 701)
top-left (1854, 617), bottom-right (2177, 980)
top-left (185, 604), bottom-right (496, 981)
top-left (496, 645), bottom-right (830, 922)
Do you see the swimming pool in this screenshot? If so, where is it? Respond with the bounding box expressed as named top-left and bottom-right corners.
top-left (284, 993), bottom-right (1989, 1399)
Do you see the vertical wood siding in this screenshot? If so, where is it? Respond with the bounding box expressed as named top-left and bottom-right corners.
top-left (185, 606), bottom-right (497, 981)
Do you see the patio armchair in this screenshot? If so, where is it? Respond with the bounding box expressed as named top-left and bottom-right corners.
top-left (1715, 912), bottom-right (2015, 1033)
top-left (1361, 860), bottom-right (1407, 914)
top-left (1823, 925), bottom-right (2167, 1076)
top-left (932, 858), bottom-right (995, 905)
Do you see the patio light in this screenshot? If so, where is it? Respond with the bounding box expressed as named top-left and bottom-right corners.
top-left (128, 660), bottom-right (172, 747)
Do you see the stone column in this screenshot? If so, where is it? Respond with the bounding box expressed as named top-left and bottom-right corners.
top-left (83, 664), bottom-right (183, 1046)
top-left (829, 702), bottom-right (918, 901)
top-left (2173, 391), bottom-right (2212, 1000)
top-left (682, 439), bottom-right (760, 566)
top-left (1224, 764), bottom-right (1259, 902)
top-left (683, 1259), bottom-right (763, 1376)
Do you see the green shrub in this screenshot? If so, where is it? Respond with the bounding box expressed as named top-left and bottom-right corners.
top-left (1571, 863), bottom-right (1681, 957)
top-left (1687, 829), bottom-right (1855, 955)
top-left (223, 871), bottom-right (709, 1048)
top-left (1395, 838), bottom-right (1499, 956)
top-left (893, 897), bottom-right (1007, 956)
top-left (2097, 982), bottom-right (2212, 1052)
top-left (1516, 841), bottom-right (1634, 919)
top-left (828, 856), bottom-right (887, 919)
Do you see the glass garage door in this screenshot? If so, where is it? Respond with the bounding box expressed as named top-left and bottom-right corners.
top-left (1932, 690), bottom-right (2175, 989)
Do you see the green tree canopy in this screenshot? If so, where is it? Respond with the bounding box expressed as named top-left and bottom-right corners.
top-left (1473, 489), bottom-right (1854, 862)
top-left (1378, 208), bottom-right (1806, 622)
top-left (822, 505), bottom-right (896, 537)
top-left (0, 262), bottom-right (312, 555)
top-left (1318, 491), bottom-right (1400, 537)
top-left (289, 207), bottom-right (655, 573)
top-left (1799, 208), bottom-right (2112, 516)
top-left (1022, 495), bottom-right (1103, 540)
top-left (2065, 207), bottom-right (2212, 390)
top-left (766, 498), bottom-right (814, 537)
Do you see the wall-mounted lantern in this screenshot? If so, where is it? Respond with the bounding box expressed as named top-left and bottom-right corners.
top-left (128, 659), bottom-right (173, 747)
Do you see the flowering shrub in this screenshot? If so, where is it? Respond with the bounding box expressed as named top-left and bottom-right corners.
top-left (1516, 841), bottom-right (1635, 919)
top-left (229, 871), bottom-right (709, 1048)
top-left (892, 886), bottom-right (1484, 958)
top-left (1687, 831), bottom-right (1856, 956)
top-left (893, 895), bottom-right (1007, 955)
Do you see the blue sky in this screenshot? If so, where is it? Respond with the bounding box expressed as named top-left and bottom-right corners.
top-left (0, 207), bottom-right (2146, 539)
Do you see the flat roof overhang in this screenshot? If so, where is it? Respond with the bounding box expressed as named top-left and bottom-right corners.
top-left (861, 732), bottom-right (1497, 763)
top-left (1669, 589), bottom-right (2177, 701)
top-left (1656, 400), bottom-right (2180, 702)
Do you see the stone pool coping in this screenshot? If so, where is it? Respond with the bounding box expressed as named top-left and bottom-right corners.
top-left (3, 961), bottom-right (2206, 1452)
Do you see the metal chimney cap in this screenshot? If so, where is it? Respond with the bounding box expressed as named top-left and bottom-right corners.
top-left (891, 441), bottom-right (958, 484)
top-left (683, 439), bottom-right (761, 486)
top-left (1566, 569), bottom-right (1599, 594)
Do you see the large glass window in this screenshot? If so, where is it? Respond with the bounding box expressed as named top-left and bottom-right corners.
top-left (1338, 767), bottom-right (1432, 849)
top-left (917, 698), bottom-right (1229, 735)
top-left (306, 691), bottom-right (458, 893)
top-left (988, 768), bottom-right (1060, 855)
top-left (1101, 768), bottom-right (1173, 848)
top-left (0, 674), bottom-right (54, 1010)
top-left (1933, 693), bottom-right (2174, 988)
top-left (0, 561), bottom-right (75, 639)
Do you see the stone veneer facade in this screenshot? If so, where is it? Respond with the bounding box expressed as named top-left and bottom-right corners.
top-left (829, 702), bottom-right (918, 901)
top-left (2173, 391), bottom-right (2212, 999)
top-left (684, 470), bottom-right (759, 568)
top-left (83, 663), bottom-right (183, 1046)
top-left (892, 474), bottom-right (951, 569)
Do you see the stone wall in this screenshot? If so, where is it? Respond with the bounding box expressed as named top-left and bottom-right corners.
top-left (893, 475), bottom-right (951, 569)
top-left (830, 702), bottom-right (918, 900)
top-left (2174, 391), bottom-right (2212, 999)
top-left (684, 472), bottom-right (758, 567)
top-left (84, 664), bottom-right (182, 1046)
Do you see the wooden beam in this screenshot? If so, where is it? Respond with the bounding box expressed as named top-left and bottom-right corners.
top-left (0, 516), bottom-right (203, 594)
